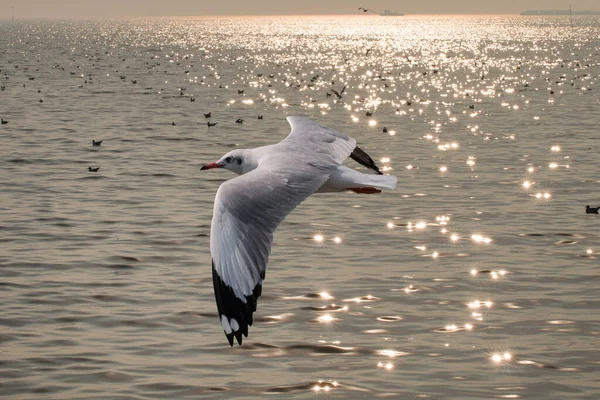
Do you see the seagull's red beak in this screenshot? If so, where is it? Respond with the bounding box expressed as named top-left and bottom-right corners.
top-left (201, 162), bottom-right (223, 170)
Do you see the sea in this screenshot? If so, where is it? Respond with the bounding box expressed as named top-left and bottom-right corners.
top-left (1, 15), bottom-right (599, 399)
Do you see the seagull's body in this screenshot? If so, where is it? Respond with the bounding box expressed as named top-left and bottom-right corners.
top-left (201, 117), bottom-right (397, 346)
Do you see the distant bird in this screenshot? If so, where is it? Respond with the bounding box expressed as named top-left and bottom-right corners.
top-left (237, 90), bottom-right (244, 94)
top-left (39, 99), bottom-right (43, 103)
top-left (406, 100), bottom-right (412, 106)
top-left (366, 111), bottom-right (373, 117)
top-left (382, 127), bottom-right (388, 133)
top-left (331, 86), bottom-right (346, 99)
top-left (204, 112), bottom-right (212, 118)
top-left (235, 119), bottom-right (244, 124)
top-left (358, 7), bottom-right (377, 13)
top-left (326, 92), bottom-right (332, 97)
top-left (92, 140), bottom-right (102, 146)
top-left (469, 105), bottom-right (475, 109)
top-left (586, 205), bottom-right (599, 214)
top-left (190, 97), bottom-right (196, 102)
top-left (131, 80), bottom-right (137, 84)
top-left (207, 122), bottom-right (218, 127)
top-left (257, 115), bottom-right (263, 120)
top-left (88, 166), bottom-right (100, 172)
top-left (1, 119), bottom-right (8, 125)
top-left (172, 122), bottom-right (176, 126)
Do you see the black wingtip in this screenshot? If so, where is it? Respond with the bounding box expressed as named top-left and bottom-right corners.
top-left (350, 146), bottom-right (384, 175)
top-left (212, 260), bottom-right (263, 346)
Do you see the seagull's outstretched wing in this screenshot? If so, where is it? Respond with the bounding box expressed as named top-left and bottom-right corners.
top-left (211, 160), bottom-right (329, 346)
top-left (285, 116), bottom-right (382, 175)
top-left (282, 116), bottom-right (356, 166)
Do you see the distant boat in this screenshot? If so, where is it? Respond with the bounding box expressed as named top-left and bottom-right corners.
top-left (379, 9), bottom-right (405, 16)
top-left (521, 9), bottom-right (600, 15)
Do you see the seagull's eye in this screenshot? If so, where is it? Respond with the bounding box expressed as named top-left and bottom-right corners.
top-left (225, 157), bottom-right (232, 163)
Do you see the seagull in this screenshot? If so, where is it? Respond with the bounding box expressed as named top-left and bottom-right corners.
top-left (88, 166), bottom-right (100, 172)
top-left (201, 117), bottom-right (396, 346)
top-left (358, 7), bottom-right (377, 13)
top-left (586, 205), bottom-right (599, 214)
top-left (235, 118), bottom-right (244, 124)
top-left (204, 112), bottom-right (212, 118)
top-left (92, 140), bottom-right (102, 146)
top-left (1, 119), bottom-right (8, 125)
top-left (331, 85), bottom-right (346, 99)
top-left (207, 122), bottom-right (218, 127)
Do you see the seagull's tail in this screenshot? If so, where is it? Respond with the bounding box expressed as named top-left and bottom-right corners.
top-left (364, 174), bottom-right (397, 190)
top-left (318, 166), bottom-right (397, 193)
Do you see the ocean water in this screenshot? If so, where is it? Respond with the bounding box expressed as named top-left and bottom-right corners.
top-left (1, 15), bottom-right (599, 399)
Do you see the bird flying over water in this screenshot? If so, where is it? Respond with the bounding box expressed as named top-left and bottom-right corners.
top-left (331, 85), bottom-right (346, 99)
top-left (201, 116), bottom-right (396, 345)
top-left (358, 7), bottom-right (377, 14)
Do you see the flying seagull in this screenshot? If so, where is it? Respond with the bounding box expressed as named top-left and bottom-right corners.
top-left (201, 116), bottom-right (397, 346)
top-left (331, 85), bottom-right (346, 99)
top-left (358, 7), bottom-right (377, 14)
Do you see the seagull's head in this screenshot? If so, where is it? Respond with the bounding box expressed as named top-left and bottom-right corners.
top-left (201, 149), bottom-right (252, 175)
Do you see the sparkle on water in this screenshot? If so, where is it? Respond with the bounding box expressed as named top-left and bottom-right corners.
top-left (1, 14), bottom-right (599, 400)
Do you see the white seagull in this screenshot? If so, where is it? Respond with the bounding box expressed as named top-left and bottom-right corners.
top-left (201, 116), bottom-right (397, 346)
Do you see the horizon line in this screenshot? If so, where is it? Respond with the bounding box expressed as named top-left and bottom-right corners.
top-left (3, 12), bottom-right (589, 20)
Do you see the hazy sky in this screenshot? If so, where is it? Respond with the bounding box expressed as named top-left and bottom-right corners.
top-left (1, 0), bottom-right (599, 19)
